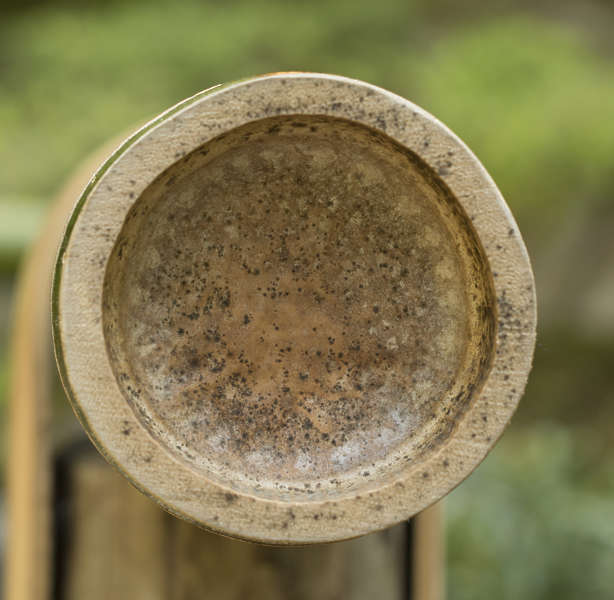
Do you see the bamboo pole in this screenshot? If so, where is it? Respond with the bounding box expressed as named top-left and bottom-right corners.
top-left (412, 503), bottom-right (445, 600)
top-left (53, 73), bottom-right (536, 545)
top-left (5, 139), bottom-right (127, 600)
top-left (8, 71), bottom-right (536, 596)
top-left (5, 133), bottom-right (425, 599)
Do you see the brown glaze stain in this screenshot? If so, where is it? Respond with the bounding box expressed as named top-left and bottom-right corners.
top-left (103, 115), bottom-right (495, 499)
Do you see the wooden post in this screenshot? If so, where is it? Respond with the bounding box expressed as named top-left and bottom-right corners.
top-left (56, 445), bottom-right (408, 600)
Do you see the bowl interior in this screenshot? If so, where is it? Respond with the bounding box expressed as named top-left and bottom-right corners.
top-left (102, 114), bottom-right (495, 501)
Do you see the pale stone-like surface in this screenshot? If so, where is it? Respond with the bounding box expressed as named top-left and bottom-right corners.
top-left (54, 73), bottom-right (536, 543)
top-left (103, 115), bottom-right (494, 499)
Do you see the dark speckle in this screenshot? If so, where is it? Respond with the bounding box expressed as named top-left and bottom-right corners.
top-left (104, 112), bottom-right (497, 494)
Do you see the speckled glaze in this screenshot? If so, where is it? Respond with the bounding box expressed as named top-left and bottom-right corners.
top-left (53, 73), bottom-right (536, 544)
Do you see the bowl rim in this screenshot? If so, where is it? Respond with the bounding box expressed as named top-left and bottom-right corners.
top-left (52, 72), bottom-right (536, 544)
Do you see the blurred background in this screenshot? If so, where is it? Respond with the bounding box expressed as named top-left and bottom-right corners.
top-left (1, 0), bottom-right (613, 598)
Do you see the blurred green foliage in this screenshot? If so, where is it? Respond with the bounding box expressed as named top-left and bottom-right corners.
top-left (414, 19), bottom-right (614, 241)
top-left (1, 1), bottom-right (613, 597)
top-left (448, 427), bottom-right (614, 599)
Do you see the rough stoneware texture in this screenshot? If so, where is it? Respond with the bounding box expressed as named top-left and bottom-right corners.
top-left (103, 115), bottom-right (494, 499)
top-left (53, 73), bottom-right (536, 544)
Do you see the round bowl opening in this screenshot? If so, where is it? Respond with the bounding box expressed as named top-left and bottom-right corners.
top-left (102, 114), bottom-right (496, 501)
